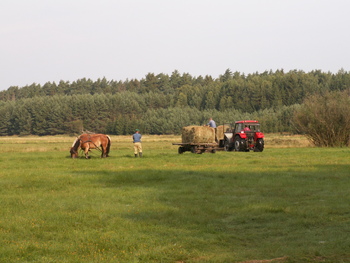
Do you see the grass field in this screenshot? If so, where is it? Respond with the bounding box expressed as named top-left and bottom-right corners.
top-left (0, 134), bottom-right (349, 263)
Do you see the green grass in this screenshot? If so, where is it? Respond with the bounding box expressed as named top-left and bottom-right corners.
top-left (0, 135), bottom-right (350, 262)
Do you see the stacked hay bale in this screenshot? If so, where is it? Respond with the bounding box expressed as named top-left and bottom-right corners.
top-left (182, 126), bottom-right (216, 144)
top-left (216, 125), bottom-right (231, 141)
top-left (216, 125), bottom-right (224, 142)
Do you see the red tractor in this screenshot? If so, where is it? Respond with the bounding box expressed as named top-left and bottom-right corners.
top-left (223, 120), bottom-right (264, 152)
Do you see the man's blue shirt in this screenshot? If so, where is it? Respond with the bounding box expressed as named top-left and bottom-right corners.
top-left (208, 120), bottom-right (216, 128)
top-left (133, 133), bottom-right (142, 143)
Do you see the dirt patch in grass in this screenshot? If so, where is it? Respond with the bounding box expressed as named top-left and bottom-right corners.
top-left (239, 256), bottom-right (288, 263)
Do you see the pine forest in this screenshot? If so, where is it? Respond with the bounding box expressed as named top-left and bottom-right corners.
top-left (0, 69), bottom-right (349, 136)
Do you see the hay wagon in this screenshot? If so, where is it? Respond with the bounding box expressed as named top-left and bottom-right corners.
top-left (173, 124), bottom-right (231, 154)
top-left (173, 122), bottom-right (264, 154)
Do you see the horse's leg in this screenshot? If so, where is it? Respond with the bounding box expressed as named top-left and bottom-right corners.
top-left (103, 139), bottom-right (109, 158)
top-left (106, 136), bottom-right (111, 157)
top-left (101, 144), bottom-right (106, 158)
top-left (99, 139), bottom-right (107, 158)
top-left (84, 145), bottom-right (90, 159)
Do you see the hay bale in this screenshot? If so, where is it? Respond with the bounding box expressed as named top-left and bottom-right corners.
top-left (216, 125), bottom-right (224, 141)
top-left (182, 126), bottom-right (215, 143)
top-left (216, 125), bottom-right (231, 141)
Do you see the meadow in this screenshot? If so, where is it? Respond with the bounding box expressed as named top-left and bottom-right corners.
top-left (0, 134), bottom-right (349, 263)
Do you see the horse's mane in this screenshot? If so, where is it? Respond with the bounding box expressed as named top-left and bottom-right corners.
top-left (71, 136), bottom-right (81, 150)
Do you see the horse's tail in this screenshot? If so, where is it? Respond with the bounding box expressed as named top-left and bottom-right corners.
top-left (106, 135), bottom-right (111, 156)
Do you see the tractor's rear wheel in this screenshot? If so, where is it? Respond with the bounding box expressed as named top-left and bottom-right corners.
top-left (254, 138), bottom-right (264, 152)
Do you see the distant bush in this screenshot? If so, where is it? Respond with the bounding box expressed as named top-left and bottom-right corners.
top-left (293, 90), bottom-right (350, 147)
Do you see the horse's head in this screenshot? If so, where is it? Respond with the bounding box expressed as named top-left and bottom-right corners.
top-left (70, 137), bottom-right (81, 158)
top-left (70, 147), bottom-right (79, 158)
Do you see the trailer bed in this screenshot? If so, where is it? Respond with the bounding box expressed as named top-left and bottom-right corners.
top-left (172, 142), bottom-right (222, 154)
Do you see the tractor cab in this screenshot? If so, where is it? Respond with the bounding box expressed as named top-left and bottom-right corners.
top-left (234, 121), bottom-right (261, 133)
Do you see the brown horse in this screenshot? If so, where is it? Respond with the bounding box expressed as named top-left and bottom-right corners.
top-left (70, 134), bottom-right (111, 159)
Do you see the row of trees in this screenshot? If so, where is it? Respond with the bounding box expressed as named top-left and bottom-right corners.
top-left (2, 69), bottom-right (350, 112)
top-left (0, 69), bottom-right (349, 139)
top-left (0, 92), bottom-right (297, 136)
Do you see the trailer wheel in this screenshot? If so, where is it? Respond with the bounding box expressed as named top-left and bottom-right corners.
top-left (191, 146), bottom-right (197, 154)
top-left (178, 147), bottom-right (185, 154)
top-left (224, 140), bottom-right (233, 151)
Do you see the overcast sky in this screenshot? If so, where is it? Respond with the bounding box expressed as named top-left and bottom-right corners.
top-left (1, 0), bottom-right (349, 91)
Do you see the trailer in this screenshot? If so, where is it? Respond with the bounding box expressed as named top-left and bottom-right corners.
top-left (173, 123), bottom-right (231, 154)
top-left (173, 142), bottom-right (220, 154)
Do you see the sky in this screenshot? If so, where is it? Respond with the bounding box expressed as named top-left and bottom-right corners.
top-left (1, 0), bottom-right (350, 91)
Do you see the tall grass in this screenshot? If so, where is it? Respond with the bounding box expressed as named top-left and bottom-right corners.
top-left (0, 135), bottom-right (349, 262)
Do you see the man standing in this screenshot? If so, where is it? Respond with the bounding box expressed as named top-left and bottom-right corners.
top-left (207, 118), bottom-right (218, 142)
top-left (133, 129), bottom-right (142, 157)
top-left (207, 118), bottom-right (216, 128)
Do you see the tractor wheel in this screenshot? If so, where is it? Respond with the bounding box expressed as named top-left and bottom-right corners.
top-left (254, 138), bottom-right (264, 152)
top-left (234, 137), bottom-right (245, 152)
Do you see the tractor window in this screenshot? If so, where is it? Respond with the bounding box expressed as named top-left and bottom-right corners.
top-left (235, 123), bottom-right (261, 132)
top-left (235, 123), bottom-right (243, 133)
top-left (249, 125), bottom-right (260, 132)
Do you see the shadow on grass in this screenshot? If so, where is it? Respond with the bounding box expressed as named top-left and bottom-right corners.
top-left (74, 165), bottom-right (350, 261)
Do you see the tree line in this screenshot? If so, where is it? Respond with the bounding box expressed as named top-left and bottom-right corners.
top-left (0, 69), bottom-right (349, 136)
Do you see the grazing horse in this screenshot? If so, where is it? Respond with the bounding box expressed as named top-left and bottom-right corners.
top-left (70, 134), bottom-right (111, 159)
